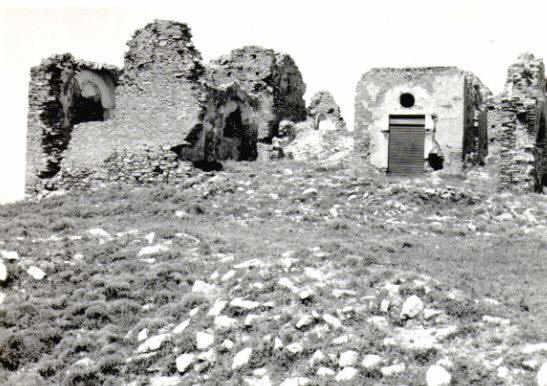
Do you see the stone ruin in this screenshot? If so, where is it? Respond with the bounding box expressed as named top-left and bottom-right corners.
top-left (353, 56), bottom-right (546, 192)
top-left (354, 67), bottom-right (489, 174)
top-left (26, 20), bottom-right (309, 192)
top-left (487, 53), bottom-right (547, 192)
top-left (25, 20), bottom-right (547, 194)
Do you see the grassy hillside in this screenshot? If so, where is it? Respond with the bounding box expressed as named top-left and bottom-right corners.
top-left (0, 160), bottom-right (546, 385)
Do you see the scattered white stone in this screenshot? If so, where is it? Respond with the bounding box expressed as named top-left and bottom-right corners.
top-left (232, 347), bottom-right (253, 370)
top-left (482, 315), bottom-right (510, 326)
top-left (537, 361), bottom-right (547, 386)
top-left (332, 334), bottom-right (349, 345)
top-left (269, 193), bottom-right (279, 200)
top-left (0, 293), bottom-right (5, 304)
top-left (329, 207), bottom-right (339, 217)
top-left (367, 316), bottom-right (389, 330)
top-left (234, 258), bottom-right (264, 269)
top-left (262, 335), bottom-right (272, 343)
top-left (304, 267), bottom-right (323, 281)
top-left (88, 228), bottom-right (110, 237)
top-left (361, 354), bottom-right (383, 370)
top-left (144, 232), bottom-right (155, 244)
top-left (222, 339), bottom-right (234, 351)
top-left (196, 331), bottom-right (214, 349)
top-left (278, 277), bottom-right (298, 292)
top-left (302, 188), bottom-right (318, 196)
top-left (380, 299), bottom-right (390, 313)
top-left (283, 169), bottom-right (294, 176)
top-left (339, 350), bottom-right (359, 367)
top-left (173, 319), bottom-right (190, 334)
top-left (230, 297), bottom-right (260, 310)
top-left (214, 315), bottom-right (237, 330)
top-left (424, 308), bottom-right (443, 320)
top-left (286, 342), bottom-right (304, 354)
top-left (317, 367), bottom-right (335, 376)
top-left (323, 314), bottom-right (343, 329)
top-left (221, 270), bottom-right (236, 282)
top-left (296, 314), bottom-right (314, 329)
top-left (192, 280), bottom-right (216, 296)
top-left (426, 365), bottom-right (452, 386)
top-left (149, 375), bottom-right (182, 386)
top-left (335, 367), bottom-right (359, 382)
top-left (175, 353), bottom-right (195, 373)
top-left (138, 244), bottom-right (169, 256)
top-left (274, 337), bottom-right (284, 350)
top-left (0, 261), bottom-right (7, 282)
top-left (244, 314), bottom-right (260, 327)
top-left (245, 375), bottom-right (272, 386)
top-left (27, 266), bottom-right (46, 280)
top-left (136, 333), bottom-right (170, 353)
top-left (0, 250), bottom-right (19, 260)
top-left (189, 306), bottom-right (200, 317)
top-left (208, 300), bottom-right (227, 316)
top-left (299, 289), bottom-right (314, 300)
top-left (74, 357), bottom-right (95, 367)
top-left (175, 210), bottom-right (187, 218)
top-left (309, 350), bottom-right (325, 365)
top-left (332, 289), bottom-right (357, 298)
top-left (496, 366), bottom-right (509, 378)
top-left (279, 377), bottom-right (310, 386)
top-left (137, 328), bottom-right (149, 342)
top-left (401, 295), bottom-right (424, 318)
top-left (522, 342), bottom-right (547, 354)
top-left (381, 363), bottom-right (406, 377)
top-left (522, 358), bottom-right (540, 370)
top-left (197, 349), bottom-right (216, 363)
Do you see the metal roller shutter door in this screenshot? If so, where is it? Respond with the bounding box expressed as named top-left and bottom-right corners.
top-left (388, 115), bottom-right (425, 175)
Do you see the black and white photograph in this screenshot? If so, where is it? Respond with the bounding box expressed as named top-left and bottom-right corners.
top-left (0, 1), bottom-right (546, 384)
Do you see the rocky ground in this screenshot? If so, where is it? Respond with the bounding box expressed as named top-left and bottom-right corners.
top-left (0, 160), bottom-right (546, 385)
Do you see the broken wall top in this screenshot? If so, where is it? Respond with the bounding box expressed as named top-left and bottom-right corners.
top-left (500, 52), bottom-right (545, 102)
top-left (121, 19), bottom-right (204, 84)
top-left (205, 45), bottom-right (307, 140)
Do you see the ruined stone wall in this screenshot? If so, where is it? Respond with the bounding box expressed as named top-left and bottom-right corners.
top-left (39, 20), bottom-right (259, 191)
top-left (26, 54), bottom-right (119, 192)
top-left (307, 91), bottom-right (347, 131)
top-left (205, 46), bottom-right (307, 142)
top-left (354, 67), bottom-right (471, 172)
top-left (488, 53), bottom-right (547, 192)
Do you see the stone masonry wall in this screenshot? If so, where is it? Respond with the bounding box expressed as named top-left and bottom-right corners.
top-left (354, 67), bottom-right (472, 172)
top-left (489, 53), bottom-right (547, 192)
top-left (26, 54), bottom-right (119, 192)
top-left (205, 46), bottom-right (307, 142)
top-left (51, 20), bottom-right (259, 191)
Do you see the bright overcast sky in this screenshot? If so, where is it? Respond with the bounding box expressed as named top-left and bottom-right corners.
top-left (1, 0), bottom-right (546, 203)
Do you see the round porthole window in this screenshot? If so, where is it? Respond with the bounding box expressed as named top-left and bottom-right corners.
top-left (400, 93), bottom-right (415, 108)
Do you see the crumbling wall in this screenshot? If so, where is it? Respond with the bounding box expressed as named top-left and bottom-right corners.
top-left (205, 46), bottom-right (307, 142)
top-left (41, 20), bottom-right (259, 191)
top-left (307, 90), bottom-right (347, 131)
top-left (25, 54), bottom-right (119, 192)
top-left (462, 74), bottom-right (489, 167)
top-left (488, 53), bottom-right (547, 192)
top-left (354, 67), bottom-right (470, 172)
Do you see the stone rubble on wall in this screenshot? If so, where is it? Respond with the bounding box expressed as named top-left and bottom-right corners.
top-left (27, 20), bottom-right (265, 193)
top-left (307, 90), bottom-right (347, 131)
top-left (279, 91), bottom-right (353, 163)
top-left (26, 54), bottom-right (120, 193)
top-left (488, 53), bottom-right (547, 192)
top-left (205, 46), bottom-right (307, 142)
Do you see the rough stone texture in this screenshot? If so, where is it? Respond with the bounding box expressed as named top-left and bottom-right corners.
top-left (27, 20), bottom-right (261, 192)
top-left (26, 53), bottom-right (119, 192)
top-left (354, 67), bottom-right (488, 173)
top-left (307, 90), bottom-right (346, 131)
top-left (205, 46), bottom-right (307, 142)
top-left (281, 118), bottom-right (353, 163)
top-left (487, 53), bottom-right (547, 192)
